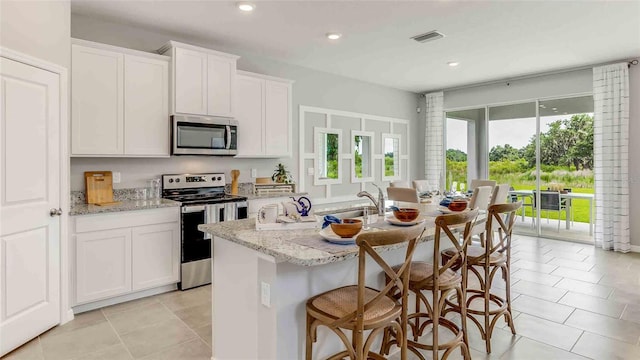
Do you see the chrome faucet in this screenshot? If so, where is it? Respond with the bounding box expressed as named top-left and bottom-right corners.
top-left (357, 184), bottom-right (385, 216)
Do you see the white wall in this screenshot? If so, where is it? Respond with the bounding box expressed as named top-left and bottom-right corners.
top-left (70, 15), bottom-right (421, 191)
top-left (629, 65), bottom-right (640, 248)
top-left (444, 69), bottom-right (593, 109)
top-left (0, 0), bottom-right (70, 68)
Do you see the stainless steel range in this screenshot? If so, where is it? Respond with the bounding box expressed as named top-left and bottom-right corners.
top-left (162, 173), bottom-right (248, 290)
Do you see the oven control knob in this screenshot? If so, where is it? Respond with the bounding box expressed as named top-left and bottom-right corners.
top-left (175, 178), bottom-right (180, 183)
top-left (217, 176), bottom-right (222, 181)
top-left (168, 179), bottom-right (173, 183)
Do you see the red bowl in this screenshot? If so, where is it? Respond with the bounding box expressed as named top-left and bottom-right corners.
top-left (393, 208), bottom-right (420, 222)
top-left (448, 200), bottom-right (468, 212)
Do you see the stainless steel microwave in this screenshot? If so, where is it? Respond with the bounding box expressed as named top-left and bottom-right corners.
top-left (172, 115), bottom-right (238, 156)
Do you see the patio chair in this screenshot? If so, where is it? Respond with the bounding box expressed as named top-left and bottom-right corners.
top-left (509, 186), bottom-right (534, 226)
top-left (532, 190), bottom-right (567, 232)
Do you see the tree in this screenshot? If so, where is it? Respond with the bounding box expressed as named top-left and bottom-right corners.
top-left (520, 114), bottom-right (593, 170)
top-left (446, 149), bottom-right (467, 162)
top-left (489, 144), bottom-right (521, 161)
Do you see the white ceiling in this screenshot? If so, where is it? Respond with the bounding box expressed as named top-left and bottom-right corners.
top-left (71, 0), bottom-right (640, 93)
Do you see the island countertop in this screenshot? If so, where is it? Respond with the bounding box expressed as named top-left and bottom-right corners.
top-left (198, 217), bottom-right (437, 267)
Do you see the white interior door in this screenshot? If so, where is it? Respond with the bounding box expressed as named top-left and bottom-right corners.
top-left (0, 57), bottom-right (61, 356)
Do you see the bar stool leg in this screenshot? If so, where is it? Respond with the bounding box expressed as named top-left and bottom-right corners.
top-left (505, 265), bottom-right (516, 335)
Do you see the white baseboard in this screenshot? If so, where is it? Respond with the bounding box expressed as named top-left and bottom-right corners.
top-left (60, 309), bottom-right (75, 325)
top-left (72, 284), bottom-right (177, 314)
top-left (630, 245), bottom-right (640, 253)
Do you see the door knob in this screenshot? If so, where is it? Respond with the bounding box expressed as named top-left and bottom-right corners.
top-left (50, 208), bottom-right (63, 217)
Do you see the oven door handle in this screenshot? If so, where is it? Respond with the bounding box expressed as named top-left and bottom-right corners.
top-left (182, 205), bottom-right (205, 213)
top-left (225, 125), bottom-right (231, 150)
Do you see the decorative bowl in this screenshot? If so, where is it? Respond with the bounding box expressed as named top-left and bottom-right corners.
top-left (330, 219), bottom-right (363, 238)
top-left (448, 200), bottom-right (468, 212)
top-left (393, 208), bottom-right (420, 222)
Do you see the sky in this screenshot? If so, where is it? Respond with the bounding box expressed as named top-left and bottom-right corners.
top-left (446, 114), bottom-right (590, 153)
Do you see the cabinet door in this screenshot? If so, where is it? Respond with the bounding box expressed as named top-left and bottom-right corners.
top-left (124, 55), bottom-right (169, 156)
top-left (174, 47), bottom-right (207, 115)
top-left (207, 55), bottom-right (235, 118)
top-left (235, 75), bottom-right (264, 156)
top-left (71, 45), bottom-right (124, 155)
top-left (264, 81), bottom-right (291, 156)
top-left (131, 222), bottom-right (180, 291)
top-left (76, 229), bottom-right (132, 304)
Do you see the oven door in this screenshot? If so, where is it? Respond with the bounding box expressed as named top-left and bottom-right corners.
top-left (181, 205), bottom-right (210, 262)
top-left (172, 116), bottom-right (238, 155)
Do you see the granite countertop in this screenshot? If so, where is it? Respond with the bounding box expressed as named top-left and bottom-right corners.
top-left (198, 216), bottom-right (437, 267)
top-left (70, 198), bottom-right (182, 216)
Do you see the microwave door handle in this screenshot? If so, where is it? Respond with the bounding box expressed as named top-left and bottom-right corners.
top-left (226, 125), bottom-right (231, 150)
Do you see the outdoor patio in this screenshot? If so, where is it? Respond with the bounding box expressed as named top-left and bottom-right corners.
top-left (513, 215), bottom-right (594, 243)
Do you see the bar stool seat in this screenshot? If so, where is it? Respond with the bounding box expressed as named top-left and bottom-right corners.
top-left (442, 246), bottom-right (507, 266)
top-left (307, 286), bottom-right (400, 327)
top-left (393, 262), bottom-right (461, 289)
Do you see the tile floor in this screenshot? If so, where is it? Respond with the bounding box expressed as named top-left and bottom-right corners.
top-left (5, 235), bottom-right (640, 360)
top-left (3, 285), bottom-right (212, 360)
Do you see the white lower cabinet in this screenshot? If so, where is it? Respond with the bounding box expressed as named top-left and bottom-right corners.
top-left (132, 223), bottom-right (180, 291)
top-left (76, 229), bottom-right (132, 304)
top-left (72, 208), bottom-right (180, 306)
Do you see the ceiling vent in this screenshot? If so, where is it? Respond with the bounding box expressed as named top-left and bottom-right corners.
top-left (411, 30), bottom-right (445, 43)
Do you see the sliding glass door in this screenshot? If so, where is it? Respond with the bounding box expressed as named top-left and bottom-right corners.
top-left (446, 95), bottom-right (594, 242)
top-left (488, 102), bottom-right (537, 237)
top-left (537, 96), bottom-right (594, 240)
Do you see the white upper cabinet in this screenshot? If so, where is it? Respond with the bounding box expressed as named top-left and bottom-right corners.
top-left (235, 71), bottom-right (293, 158)
top-left (124, 55), bottom-right (169, 156)
top-left (207, 55), bottom-right (236, 118)
top-left (159, 41), bottom-right (239, 118)
top-left (72, 44), bottom-right (124, 155)
top-left (265, 81), bottom-right (291, 156)
top-left (174, 47), bottom-right (207, 115)
top-left (236, 74), bottom-right (264, 157)
top-left (71, 39), bottom-right (170, 157)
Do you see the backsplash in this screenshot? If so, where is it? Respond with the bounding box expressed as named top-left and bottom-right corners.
top-left (71, 183), bottom-right (258, 206)
top-left (70, 188), bottom-right (146, 206)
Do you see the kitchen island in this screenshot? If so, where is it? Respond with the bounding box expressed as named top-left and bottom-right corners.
top-left (199, 215), bottom-right (446, 359)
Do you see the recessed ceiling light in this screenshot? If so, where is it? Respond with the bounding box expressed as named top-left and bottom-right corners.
top-left (552, 107), bottom-right (557, 111)
top-left (448, 61), bottom-right (460, 67)
top-left (237, 2), bottom-right (255, 11)
top-left (326, 33), bottom-right (342, 40)
top-left (539, 104), bottom-right (546, 109)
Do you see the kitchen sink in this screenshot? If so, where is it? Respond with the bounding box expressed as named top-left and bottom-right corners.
top-left (320, 206), bottom-right (378, 219)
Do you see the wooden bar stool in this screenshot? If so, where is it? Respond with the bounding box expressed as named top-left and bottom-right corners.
top-left (382, 209), bottom-right (479, 360)
top-left (305, 225), bottom-right (425, 360)
top-left (441, 202), bottom-right (521, 353)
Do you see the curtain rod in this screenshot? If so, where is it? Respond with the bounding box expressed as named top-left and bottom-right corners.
top-left (425, 57), bottom-right (639, 94)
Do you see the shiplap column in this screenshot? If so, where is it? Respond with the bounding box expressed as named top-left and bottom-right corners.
top-left (424, 92), bottom-right (444, 190)
top-left (593, 63), bottom-right (630, 252)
